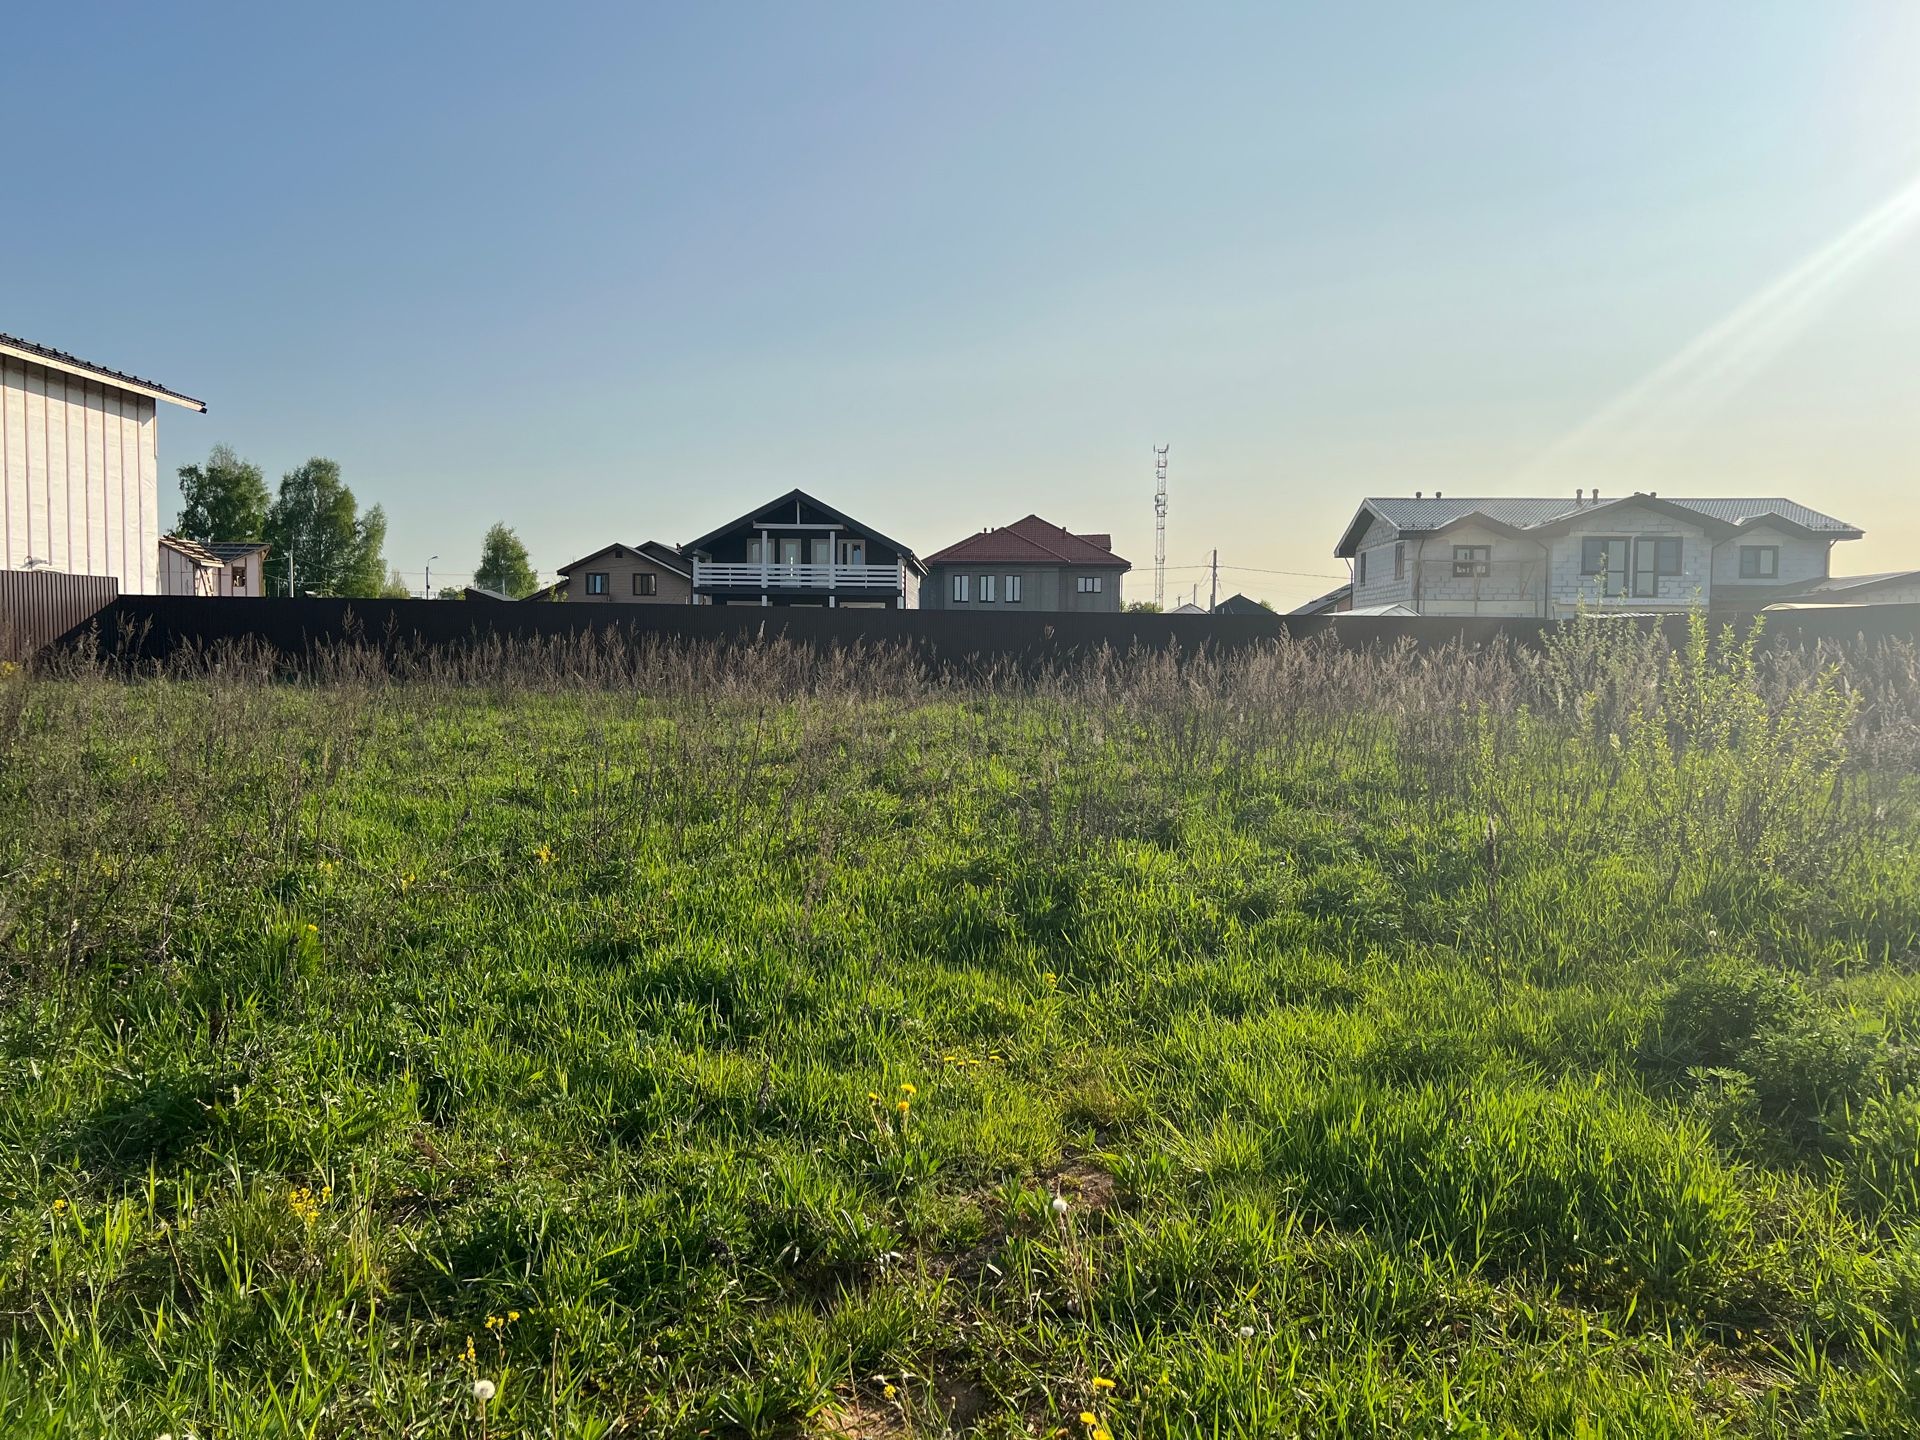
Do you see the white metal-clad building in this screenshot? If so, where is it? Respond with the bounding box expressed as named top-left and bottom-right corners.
top-left (1, 333), bottom-right (205, 594)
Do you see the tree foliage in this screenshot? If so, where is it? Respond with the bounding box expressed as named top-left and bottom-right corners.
top-left (474, 523), bottom-right (539, 599)
top-left (262, 458), bottom-right (389, 597)
top-left (174, 445), bottom-right (270, 542)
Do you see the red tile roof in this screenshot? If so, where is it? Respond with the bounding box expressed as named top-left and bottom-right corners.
top-left (923, 515), bottom-right (1130, 569)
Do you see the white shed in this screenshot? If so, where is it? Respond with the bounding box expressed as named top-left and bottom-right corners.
top-left (1, 333), bottom-right (205, 595)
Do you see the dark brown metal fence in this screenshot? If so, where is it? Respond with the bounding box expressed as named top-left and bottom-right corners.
top-left (0, 571), bottom-right (119, 663)
top-left (45, 594), bottom-right (1920, 670)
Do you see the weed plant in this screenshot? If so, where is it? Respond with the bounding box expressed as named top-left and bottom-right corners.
top-left (4, 620), bottom-right (1920, 1436)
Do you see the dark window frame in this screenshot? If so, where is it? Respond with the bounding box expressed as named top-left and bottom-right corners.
top-left (1739, 545), bottom-right (1779, 580)
top-left (585, 572), bottom-right (610, 595)
top-left (1393, 543), bottom-right (1406, 581)
top-left (1452, 544), bottom-right (1491, 578)
top-left (1005, 574), bottom-right (1023, 603)
top-left (1631, 535), bottom-right (1683, 598)
top-left (632, 572), bottom-right (657, 596)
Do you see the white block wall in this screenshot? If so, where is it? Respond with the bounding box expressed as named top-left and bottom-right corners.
top-left (1708, 526), bottom-right (1831, 591)
top-left (1547, 506), bottom-right (1711, 611)
top-left (1, 356), bottom-right (159, 593)
top-left (1409, 523), bottom-right (1548, 616)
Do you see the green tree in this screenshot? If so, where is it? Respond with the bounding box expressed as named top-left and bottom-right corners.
top-left (473, 523), bottom-right (539, 598)
top-left (1125, 600), bottom-right (1163, 613)
top-left (380, 569), bottom-right (413, 599)
top-left (174, 445), bottom-right (270, 542)
top-left (262, 458), bottom-right (390, 597)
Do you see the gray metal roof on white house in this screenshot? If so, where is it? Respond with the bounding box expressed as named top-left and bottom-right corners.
top-left (1338, 494), bottom-right (1862, 556)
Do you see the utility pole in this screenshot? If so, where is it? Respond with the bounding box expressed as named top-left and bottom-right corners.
top-left (1153, 444), bottom-right (1170, 610)
top-left (288, 545), bottom-right (296, 598)
top-left (1209, 549), bottom-right (1218, 613)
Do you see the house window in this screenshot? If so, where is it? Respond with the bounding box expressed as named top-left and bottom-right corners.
top-left (585, 572), bottom-right (609, 595)
top-left (1394, 543), bottom-right (1406, 580)
top-left (1632, 536), bottom-right (1682, 597)
top-left (1452, 545), bottom-right (1491, 578)
top-left (1580, 537), bottom-right (1631, 597)
top-left (951, 574), bottom-right (969, 603)
top-left (231, 565), bottom-right (248, 590)
top-left (1077, 575), bottom-right (1104, 593)
top-left (1357, 552), bottom-right (1367, 586)
top-left (1005, 575), bottom-right (1022, 603)
top-left (632, 572), bottom-right (657, 596)
top-left (836, 538), bottom-right (865, 565)
top-left (1739, 545), bottom-right (1779, 579)
top-left (979, 574), bottom-right (997, 602)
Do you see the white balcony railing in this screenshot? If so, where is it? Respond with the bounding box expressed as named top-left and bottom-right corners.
top-left (692, 560), bottom-right (906, 592)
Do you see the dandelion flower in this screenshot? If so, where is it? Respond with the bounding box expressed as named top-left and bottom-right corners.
top-left (883, 1384), bottom-right (898, 1399)
top-left (1092, 1376), bottom-right (1115, 1390)
top-left (896, 1099), bottom-right (911, 1114)
top-left (507, 1310), bottom-right (519, 1322)
top-left (867, 1091), bottom-right (881, 1102)
top-left (899, 1082), bottom-right (917, 1097)
top-left (305, 923), bottom-right (318, 933)
top-left (1080, 1413), bottom-right (1099, 1426)
top-left (1094, 1428), bottom-right (1112, 1440)
top-left (1051, 1196), bottom-right (1069, 1216)
top-left (51, 1198), bottom-right (68, 1214)
top-left (1238, 1325), bottom-right (1255, 1338)
top-left (472, 1378), bottom-right (497, 1402)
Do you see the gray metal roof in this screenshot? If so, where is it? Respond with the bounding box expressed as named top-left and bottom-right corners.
top-left (204, 540), bottom-right (269, 559)
top-left (1338, 494), bottom-right (1863, 556)
top-left (0, 332), bottom-right (207, 411)
top-left (1366, 496), bottom-right (1858, 533)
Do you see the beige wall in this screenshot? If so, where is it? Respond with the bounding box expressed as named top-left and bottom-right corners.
top-left (216, 551), bottom-right (266, 597)
top-left (157, 544), bottom-right (217, 596)
top-left (2, 355), bottom-right (159, 592)
top-left (566, 551), bottom-right (691, 604)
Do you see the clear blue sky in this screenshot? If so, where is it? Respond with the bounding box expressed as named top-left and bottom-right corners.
top-left (7, 4), bottom-right (1919, 604)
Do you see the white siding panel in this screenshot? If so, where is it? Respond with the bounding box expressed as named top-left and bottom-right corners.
top-left (1, 360), bottom-right (26, 569)
top-left (23, 369), bottom-right (54, 571)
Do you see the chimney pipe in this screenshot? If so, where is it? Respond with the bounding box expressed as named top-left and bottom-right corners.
top-left (1575, 488), bottom-right (1584, 504)
top-left (1414, 490), bottom-right (1423, 499)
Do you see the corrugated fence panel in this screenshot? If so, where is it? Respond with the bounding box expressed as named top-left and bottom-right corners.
top-left (0, 571), bottom-right (119, 663)
top-left (59, 595), bottom-right (1920, 670)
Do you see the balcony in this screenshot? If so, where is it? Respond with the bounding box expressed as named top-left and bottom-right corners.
top-left (692, 560), bottom-right (908, 594)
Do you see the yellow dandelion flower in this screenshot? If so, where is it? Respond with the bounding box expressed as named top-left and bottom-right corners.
top-left (1092, 1376), bottom-right (1116, 1390)
top-left (305, 923), bottom-right (318, 933)
top-left (1094, 1428), bottom-right (1111, 1440)
top-left (867, 1091), bottom-right (881, 1102)
top-left (51, 1198), bottom-right (68, 1214)
top-left (896, 1099), bottom-right (911, 1114)
top-left (534, 844), bottom-right (552, 865)
top-left (899, 1082), bottom-right (916, 1096)
top-left (507, 1310), bottom-right (520, 1322)
top-left (1080, 1413), bottom-right (1099, 1426)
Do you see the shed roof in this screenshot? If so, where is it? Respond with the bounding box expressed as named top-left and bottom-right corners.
top-left (0, 333), bottom-right (206, 411)
top-left (159, 534), bottom-right (222, 567)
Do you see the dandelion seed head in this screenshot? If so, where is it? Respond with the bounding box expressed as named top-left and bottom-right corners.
top-left (1051, 1196), bottom-right (1069, 1215)
top-left (472, 1378), bottom-right (497, 1402)
top-left (1238, 1325), bottom-right (1255, 1338)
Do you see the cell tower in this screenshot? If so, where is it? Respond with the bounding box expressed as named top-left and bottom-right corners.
top-left (1152, 444), bottom-right (1170, 609)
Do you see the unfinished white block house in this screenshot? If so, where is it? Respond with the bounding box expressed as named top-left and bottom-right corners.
top-left (1, 333), bottom-right (205, 594)
top-left (1335, 492), bottom-right (1864, 617)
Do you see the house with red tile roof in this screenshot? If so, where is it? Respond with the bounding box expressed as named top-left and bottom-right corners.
top-left (919, 515), bottom-right (1130, 612)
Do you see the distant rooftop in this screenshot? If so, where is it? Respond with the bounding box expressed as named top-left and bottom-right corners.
top-left (1338, 493), bottom-right (1862, 556)
top-left (0, 332), bottom-right (206, 412)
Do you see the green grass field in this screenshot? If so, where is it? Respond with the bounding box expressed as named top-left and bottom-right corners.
top-left (6, 625), bottom-right (1920, 1438)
